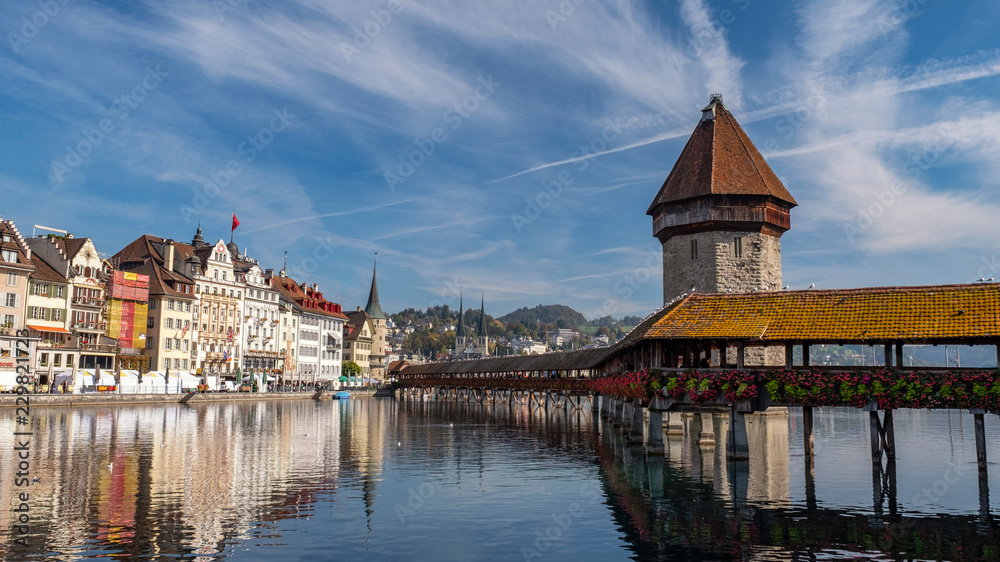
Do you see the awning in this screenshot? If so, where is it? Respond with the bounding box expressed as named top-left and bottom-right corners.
top-left (27, 324), bottom-right (71, 334)
top-left (338, 376), bottom-right (348, 382)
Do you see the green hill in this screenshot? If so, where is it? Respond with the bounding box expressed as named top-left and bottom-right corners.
top-left (497, 304), bottom-right (589, 329)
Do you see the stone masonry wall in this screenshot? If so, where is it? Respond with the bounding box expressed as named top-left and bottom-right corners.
top-left (663, 230), bottom-right (785, 367)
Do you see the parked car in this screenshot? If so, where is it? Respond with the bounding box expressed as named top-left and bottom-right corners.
top-left (219, 381), bottom-right (237, 392)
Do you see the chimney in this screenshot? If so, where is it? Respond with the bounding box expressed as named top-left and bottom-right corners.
top-left (25, 248), bottom-right (31, 260)
top-left (265, 269), bottom-right (273, 276)
top-left (313, 283), bottom-right (319, 291)
top-left (357, 306), bottom-right (361, 312)
top-left (165, 239), bottom-right (175, 272)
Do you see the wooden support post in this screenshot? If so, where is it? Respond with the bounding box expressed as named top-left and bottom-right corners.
top-left (646, 409), bottom-right (664, 453)
top-left (785, 344), bottom-right (793, 370)
top-left (628, 401), bottom-right (644, 444)
top-left (802, 406), bottom-right (814, 459)
top-left (895, 344), bottom-right (904, 370)
top-left (883, 410), bottom-right (896, 461)
top-left (802, 344), bottom-right (810, 368)
top-left (869, 411), bottom-right (883, 462)
top-left (884, 344), bottom-right (892, 368)
top-left (736, 342), bottom-right (745, 370)
top-left (975, 412), bottom-right (988, 472)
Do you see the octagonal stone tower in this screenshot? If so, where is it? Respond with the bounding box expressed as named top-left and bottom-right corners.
top-left (648, 94), bottom-right (797, 303)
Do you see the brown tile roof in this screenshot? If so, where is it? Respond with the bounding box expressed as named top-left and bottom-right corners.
top-left (0, 220), bottom-right (34, 271)
top-left (51, 237), bottom-right (89, 259)
top-left (28, 254), bottom-right (66, 284)
top-left (637, 283), bottom-right (1000, 343)
top-left (647, 97), bottom-right (797, 214)
top-left (400, 347), bottom-right (612, 376)
top-left (269, 274), bottom-right (348, 320)
top-left (111, 235), bottom-right (195, 298)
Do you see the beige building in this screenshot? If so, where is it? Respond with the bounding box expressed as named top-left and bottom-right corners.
top-left (361, 259), bottom-right (387, 379)
top-left (343, 309), bottom-right (374, 380)
top-left (113, 235), bottom-right (198, 375)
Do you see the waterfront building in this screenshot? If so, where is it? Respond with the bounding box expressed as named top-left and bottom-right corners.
top-left (111, 236), bottom-right (197, 376)
top-left (268, 270), bottom-right (346, 386)
top-left (0, 218), bottom-right (36, 382)
top-left (269, 274), bottom-right (300, 384)
top-left (103, 270), bottom-right (150, 372)
top-left (186, 230), bottom-right (246, 380)
top-left (26, 235), bottom-right (115, 369)
top-left (343, 309), bottom-right (375, 380)
top-left (234, 255), bottom-right (281, 381)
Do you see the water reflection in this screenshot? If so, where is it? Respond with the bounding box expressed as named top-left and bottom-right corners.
top-left (2, 399), bottom-right (999, 560)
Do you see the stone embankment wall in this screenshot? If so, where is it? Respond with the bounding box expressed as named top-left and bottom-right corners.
top-left (0, 390), bottom-right (377, 408)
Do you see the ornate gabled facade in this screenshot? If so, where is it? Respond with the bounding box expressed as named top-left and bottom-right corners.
top-left (344, 309), bottom-right (375, 381)
top-left (0, 217), bottom-right (36, 385)
top-left (26, 235), bottom-right (115, 369)
top-left (235, 257), bottom-right (281, 382)
top-left (647, 94), bottom-right (797, 303)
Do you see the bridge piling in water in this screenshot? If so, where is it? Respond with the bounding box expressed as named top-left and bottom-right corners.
top-left (646, 408), bottom-right (664, 453)
top-left (726, 406), bottom-right (749, 460)
top-left (628, 401), bottom-right (644, 444)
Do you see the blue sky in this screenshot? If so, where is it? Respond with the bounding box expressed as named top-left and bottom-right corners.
top-left (2, 0), bottom-right (999, 319)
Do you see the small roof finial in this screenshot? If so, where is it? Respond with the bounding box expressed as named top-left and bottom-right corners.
top-left (710, 92), bottom-right (723, 103)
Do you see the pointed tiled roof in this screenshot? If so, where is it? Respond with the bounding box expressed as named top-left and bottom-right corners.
top-left (364, 259), bottom-right (385, 320)
top-left (647, 95), bottom-right (797, 214)
top-left (478, 292), bottom-right (486, 337)
top-left (28, 253), bottom-right (66, 284)
top-left (456, 292), bottom-right (465, 338)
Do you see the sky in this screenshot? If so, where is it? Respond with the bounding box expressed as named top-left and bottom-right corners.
top-left (1, 0), bottom-right (999, 320)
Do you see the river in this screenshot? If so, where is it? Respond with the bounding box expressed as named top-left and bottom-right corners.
top-left (2, 398), bottom-right (999, 560)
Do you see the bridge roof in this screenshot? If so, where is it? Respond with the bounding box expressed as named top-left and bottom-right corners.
top-left (631, 283), bottom-right (1000, 344)
top-left (399, 347), bottom-right (612, 376)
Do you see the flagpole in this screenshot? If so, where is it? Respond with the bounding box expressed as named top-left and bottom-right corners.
top-left (230, 209), bottom-right (235, 244)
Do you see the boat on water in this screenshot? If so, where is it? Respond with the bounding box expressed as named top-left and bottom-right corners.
top-left (332, 391), bottom-right (351, 400)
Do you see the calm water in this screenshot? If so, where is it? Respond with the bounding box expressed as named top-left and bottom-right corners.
top-left (2, 398), bottom-right (1000, 560)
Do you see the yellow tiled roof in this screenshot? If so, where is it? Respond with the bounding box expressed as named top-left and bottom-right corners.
top-left (643, 284), bottom-right (1000, 342)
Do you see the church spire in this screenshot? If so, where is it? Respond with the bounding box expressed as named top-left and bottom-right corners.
top-left (456, 289), bottom-right (465, 339)
top-left (364, 253), bottom-right (385, 319)
top-left (192, 222), bottom-right (205, 247)
top-left (478, 291), bottom-right (487, 338)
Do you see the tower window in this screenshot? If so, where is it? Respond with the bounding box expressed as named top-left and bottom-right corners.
top-left (733, 237), bottom-right (743, 258)
top-left (690, 239), bottom-right (698, 260)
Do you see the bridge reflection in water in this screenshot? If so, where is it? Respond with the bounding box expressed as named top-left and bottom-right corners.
top-left (406, 395), bottom-right (1000, 560)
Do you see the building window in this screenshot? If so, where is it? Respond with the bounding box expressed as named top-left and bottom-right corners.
top-left (55, 286), bottom-right (64, 298)
top-left (174, 358), bottom-right (180, 369)
top-left (2, 314), bottom-right (13, 327)
top-left (148, 317), bottom-right (155, 328)
top-left (166, 318), bottom-right (174, 329)
top-left (195, 284), bottom-right (200, 294)
top-left (53, 309), bottom-right (62, 321)
top-left (145, 337), bottom-right (154, 350)
top-left (5, 272), bottom-right (15, 287)
top-left (167, 299), bottom-right (175, 311)
top-left (40, 353), bottom-right (48, 366)
top-left (163, 358), bottom-right (170, 370)
top-left (165, 339), bottom-right (172, 350)
top-left (733, 237), bottom-right (743, 258)
top-left (185, 302), bottom-right (191, 312)
top-left (182, 359), bottom-right (188, 369)
top-left (0, 249), bottom-right (16, 262)
top-left (690, 239), bottom-right (698, 260)
top-left (3, 293), bottom-right (16, 308)
top-left (53, 354), bottom-right (61, 367)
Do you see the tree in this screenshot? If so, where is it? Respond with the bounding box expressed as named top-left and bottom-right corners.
top-left (343, 361), bottom-right (362, 376)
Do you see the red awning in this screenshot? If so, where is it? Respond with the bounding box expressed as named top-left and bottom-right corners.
top-left (27, 324), bottom-right (71, 334)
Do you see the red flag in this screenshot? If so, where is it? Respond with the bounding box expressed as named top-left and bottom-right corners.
top-left (231, 213), bottom-right (240, 231)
